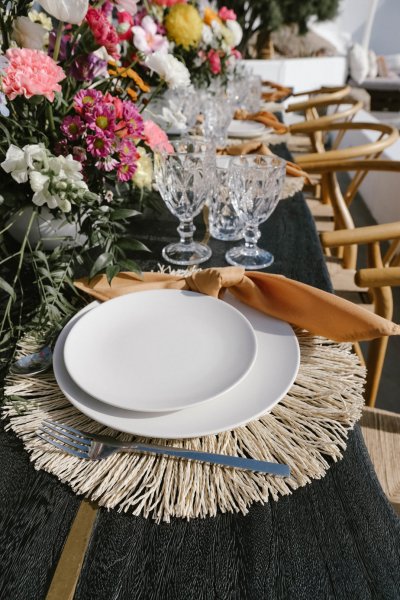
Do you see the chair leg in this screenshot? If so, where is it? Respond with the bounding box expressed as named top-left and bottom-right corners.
top-left (365, 336), bottom-right (390, 407)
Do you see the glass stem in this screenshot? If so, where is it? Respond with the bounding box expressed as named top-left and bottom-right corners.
top-left (243, 224), bottom-right (260, 252)
top-left (177, 220), bottom-right (195, 247)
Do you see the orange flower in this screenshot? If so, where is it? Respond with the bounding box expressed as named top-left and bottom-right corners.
top-left (108, 65), bottom-right (150, 93)
top-left (203, 7), bottom-right (221, 26)
top-left (126, 87), bottom-right (138, 102)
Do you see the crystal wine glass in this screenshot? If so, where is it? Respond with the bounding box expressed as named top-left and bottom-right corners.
top-left (225, 155), bottom-right (286, 269)
top-left (154, 141), bottom-right (215, 266)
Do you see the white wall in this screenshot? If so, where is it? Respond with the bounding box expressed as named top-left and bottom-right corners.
top-left (311, 0), bottom-right (400, 55)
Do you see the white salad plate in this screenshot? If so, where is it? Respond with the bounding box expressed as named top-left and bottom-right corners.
top-left (54, 293), bottom-right (300, 439)
top-left (227, 120), bottom-right (270, 139)
top-left (63, 290), bottom-right (258, 413)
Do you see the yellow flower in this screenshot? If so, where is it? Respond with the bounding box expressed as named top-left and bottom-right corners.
top-left (165, 4), bottom-right (203, 50)
top-left (132, 148), bottom-right (153, 190)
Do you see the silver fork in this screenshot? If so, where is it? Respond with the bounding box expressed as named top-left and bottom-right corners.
top-left (38, 420), bottom-right (290, 477)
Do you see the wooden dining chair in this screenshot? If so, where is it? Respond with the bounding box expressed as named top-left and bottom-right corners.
top-left (360, 406), bottom-right (400, 515)
top-left (320, 225), bottom-right (400, 407)
top-left (294, 130), bottom-right (400, 233)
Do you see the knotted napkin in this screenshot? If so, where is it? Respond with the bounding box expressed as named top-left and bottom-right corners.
top-left (75, 267), bottom-right (400, 343)
top-left (235, 109), bottom-right (288, 134)
top-left (217, 141), bottom-right (313, 183)
top-left (261, 81), bottom-right (293, 102)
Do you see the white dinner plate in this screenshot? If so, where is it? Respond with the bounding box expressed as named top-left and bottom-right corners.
top-left (63, 290), bottom-right (257, 413)
top-left (54, 294), bottom-right (300, 439)
top-left (227, 120), bottom-right (270, 139)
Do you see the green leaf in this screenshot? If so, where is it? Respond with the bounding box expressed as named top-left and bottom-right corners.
top-left (89, 252), bottom-right (114, 279)
top-left (117, 259), bottom-right (142, 275)
top-left (110, 208), bottom-right (141, 221)
top-left (106, 264), bottom-right (120, 285)
top-left (0, 277), bottom-right (16, 300)
top-left (118, 239), bottom-right (151, 252)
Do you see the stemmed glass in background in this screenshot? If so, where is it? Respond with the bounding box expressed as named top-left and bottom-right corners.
top-left (202, 93), bottom-right (235, 148)
top-left (225, 155), bottom-right (286, 270)
top-left (154, 140), bottom-right (215, 266)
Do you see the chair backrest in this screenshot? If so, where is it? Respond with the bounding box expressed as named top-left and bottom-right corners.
top-left (294, 122), bottom-right (399, 166)
top-left (321, 221), bottom-right (400, 405)
top-left (287, 86), bottom-right (360, 153)
top-left (313, 159), bottom-right (400, 269)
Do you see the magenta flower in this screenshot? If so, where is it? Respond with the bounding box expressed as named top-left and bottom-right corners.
top-left (74, 89), bottom-right (103, 114)
top-left (2, 48), bottom-right (65, 102)
top-left (87, 104), bottom-right (116, 136)
top-left (117, 160), bottom-right (137, 182)
top-left (118, 139), bottom-right (138, 162)
top-left (96, 156), bottom-right (119, 172)
top-left (86, 134), bottom-right (112, 157)
top-left (61, 115), bottom-right (84, 141)
top-left (86, 8), bottom-right (120, 59)
top-left (121, 102), bottom-right (144, 137)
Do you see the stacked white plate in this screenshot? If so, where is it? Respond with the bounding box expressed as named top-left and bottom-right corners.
top-left (54, 290), bottom-right (300, 439)
top-left (227, 120), bottom-right (272, 139)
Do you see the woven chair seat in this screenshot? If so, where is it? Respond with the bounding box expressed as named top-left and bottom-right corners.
top-left (361, 407), bottom-right (400, 515)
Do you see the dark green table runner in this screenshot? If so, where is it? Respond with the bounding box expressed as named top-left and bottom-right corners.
top-left (1, 151), bottom-right (399, 599)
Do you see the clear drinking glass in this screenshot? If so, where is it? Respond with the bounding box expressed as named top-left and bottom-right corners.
top-left (225, 155), bottom-right (286, 269)
top-left (202, 95), bottom-right (235, 147)
top-left (209, 156), bottom-right (243, 241)
top-left (154, 141), bottom-right (215, 266)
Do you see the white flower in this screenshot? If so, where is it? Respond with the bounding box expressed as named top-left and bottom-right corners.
top-left (1, 145), bottom-right (28, 183)
top-left (132, 16), bottom-right (169, 55)
top-left (38, 0), bottom-right (89, 24)
top-left (132, 147), bottom-right (152, 190)
top-left (0, 54), bottom-right (9, 76)
top-left (12, 16), bottom-right (47, 50)
top-left (202, 24), bottom-right (214, 45)
top-left (146, 52), bottom-right (191, 89)
top-left (29, 170), bottom-right (49, 193)
top-left (28, 10), bottom-right (53, 31)
top-left (0, 93), bottom-right (9, 117)
top-left (23, 144), bottom-right (47, 170)
top-left (226, 19), bottom-right (242, 47)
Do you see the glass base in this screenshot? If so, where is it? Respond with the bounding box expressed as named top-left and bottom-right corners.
top-left (225, 245), bottom-right (274, 270)
top-left (162, 241), bottom-right (212, 266)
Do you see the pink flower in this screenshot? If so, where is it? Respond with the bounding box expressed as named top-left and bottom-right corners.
top-left (207, 49), bottom-right (221, 75)
top-left (104, 93), bottom-right (124, 119)
top-left (2, 48), bottom-right (65, 102)
top-left (117, 160), bottom-right (138, 181)
top-left (118, 138), bottom-right (138, 161)
top-left (74, 89), bottom-right (103, 114)
top-left (96, 156), bottom-right (119, 171)
top-left (132, 16), bottom-right (169, 55)
top-left (231, 48), bottom-right (242, 60)
top-left (143, 120), bottom-right (173, 153)
top-left (86, 134), bottom-right (112, 157)
top-left (86, 8), bottom-right (120, 59)
top-left (87, 104), bottom-right (116, 136)
top-left (115, 0), bottom-right (138, 14)
top-left (61, 115), bottom-right (84, 141)
top-left (218, 7), bottom-right (237, 21)
top-left (117, 11), bottom-right (134, 40)
top-left (121, 102), bottom-right (144, 137)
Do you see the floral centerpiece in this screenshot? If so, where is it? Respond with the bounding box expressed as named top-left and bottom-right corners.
top-left (0, 0), bottom-right (197, 370)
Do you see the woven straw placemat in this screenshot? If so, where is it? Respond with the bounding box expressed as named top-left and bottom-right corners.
top-left (2, 326), bottom-right (365, 523)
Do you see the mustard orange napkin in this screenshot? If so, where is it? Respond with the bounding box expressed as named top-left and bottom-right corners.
top-left (261, 81), bottom-right (293, 102)
top-left (217, 141), bottom-right (313, 184)
top-left (235, 109), bottom-right (288, 134)
top-left (75, 267), bottom-right (400, 343)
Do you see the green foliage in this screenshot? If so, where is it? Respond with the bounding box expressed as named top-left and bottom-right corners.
top-left (217, 0), bottom-right (341, 54)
